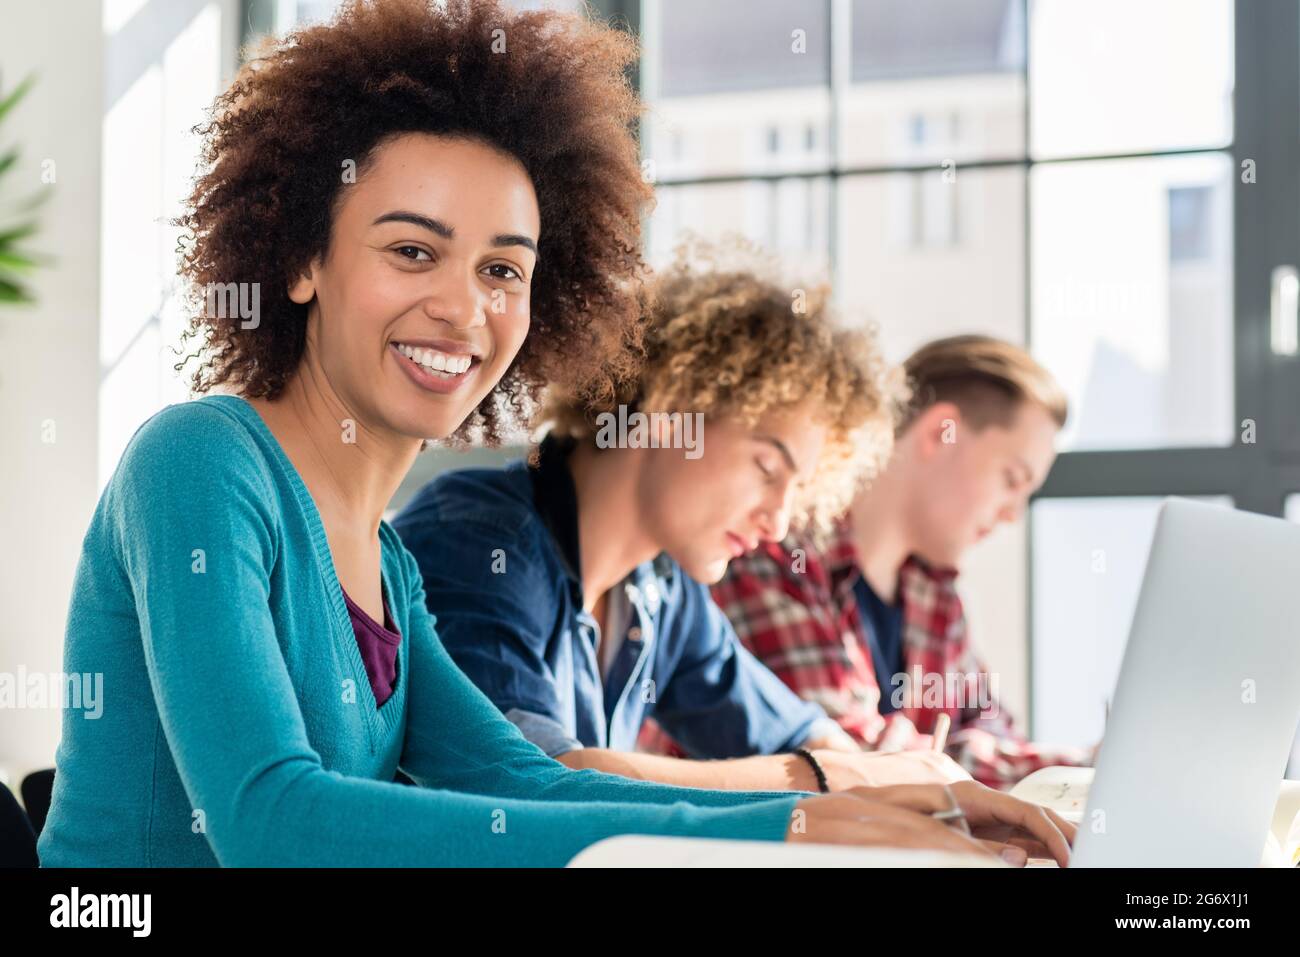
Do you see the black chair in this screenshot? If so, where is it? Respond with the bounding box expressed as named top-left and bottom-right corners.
top-left (21, 769), bottom-right (55, 839)
top-left (0, 781), bottom-right (38, 868)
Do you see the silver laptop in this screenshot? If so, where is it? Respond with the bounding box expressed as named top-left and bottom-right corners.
top-left (1072, 497), bottom-right (1300, 867)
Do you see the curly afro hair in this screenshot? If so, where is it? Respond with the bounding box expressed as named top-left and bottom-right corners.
top-left (174, 0), bottom-right (652, 444)
top-left (543, 236), bottom-right (907, 533)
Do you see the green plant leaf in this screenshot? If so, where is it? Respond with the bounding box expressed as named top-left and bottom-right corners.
top-left (0, 222), bottom-right (37, 246)
top-left (0, 249), bottom-right (38, 271)
top-left (0, 75), bottom-right (36, 127)
top-left (0, 74), bottom-right (44, 309)
top-left (0, 275), bottom-right (33, 303)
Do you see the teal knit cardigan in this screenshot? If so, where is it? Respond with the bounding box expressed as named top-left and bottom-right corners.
top-left (37, 395), bottom-right (802, 867)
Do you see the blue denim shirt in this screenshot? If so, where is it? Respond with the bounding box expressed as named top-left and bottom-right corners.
top-left (393, 436), bottom-right (834, 759)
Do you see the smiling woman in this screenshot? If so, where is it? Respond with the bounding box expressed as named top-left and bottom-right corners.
top-left (175, 0), bottom-right (648, 445)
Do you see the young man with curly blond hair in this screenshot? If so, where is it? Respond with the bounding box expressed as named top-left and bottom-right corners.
top-left (393, 246), bottom-right (975, 793)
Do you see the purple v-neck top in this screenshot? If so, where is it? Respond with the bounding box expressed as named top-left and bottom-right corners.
top-left (341, 586), bottom-right (401, 707)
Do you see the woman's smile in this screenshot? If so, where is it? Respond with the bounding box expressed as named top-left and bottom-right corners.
top-left (389, 340), bottom-right (482, 395)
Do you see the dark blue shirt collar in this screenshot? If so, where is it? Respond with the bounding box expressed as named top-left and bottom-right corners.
top-left (529, 434), bottom-right (674, 597)
top-left (529, 434), bottom-right (584, 586)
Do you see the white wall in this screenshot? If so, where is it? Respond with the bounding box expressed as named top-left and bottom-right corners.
top-left (0, 3), bottom-right (104, 789)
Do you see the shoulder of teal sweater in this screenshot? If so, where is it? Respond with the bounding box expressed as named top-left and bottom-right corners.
top-left (106, 397), bottom-right (277, 532)
top-left (116, 397), bottom-right (266, 477)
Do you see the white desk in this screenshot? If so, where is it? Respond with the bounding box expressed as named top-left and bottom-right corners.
top-left (568, 835), bottom-right (1005, 868)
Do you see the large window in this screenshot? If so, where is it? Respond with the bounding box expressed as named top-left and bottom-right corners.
top-left (633, 0), bottom-right (1300, 766)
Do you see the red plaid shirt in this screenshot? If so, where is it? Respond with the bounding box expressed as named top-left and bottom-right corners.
top-left (638, 520), bottom-right (1090, 789)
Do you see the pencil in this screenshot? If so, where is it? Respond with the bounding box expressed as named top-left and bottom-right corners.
top-left (931, 712), bottom-right (951, 753)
